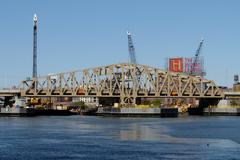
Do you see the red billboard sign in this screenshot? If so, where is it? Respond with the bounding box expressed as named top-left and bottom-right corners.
top-left (169, 58), bottom-right (183, 72)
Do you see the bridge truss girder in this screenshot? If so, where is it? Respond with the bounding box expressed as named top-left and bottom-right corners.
top-left (20, 63), bottom-right (224, 105)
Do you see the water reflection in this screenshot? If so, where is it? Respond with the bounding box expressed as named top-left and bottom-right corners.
top-left (116, 123), bottom-right (168, 141)
top-left (107, 118), bottom-right (240, 149)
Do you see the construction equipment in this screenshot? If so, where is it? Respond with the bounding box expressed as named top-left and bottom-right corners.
top-left (127, 31), bottom-right (137, 64)
top-left (27, 98), bottom-right (41, 106)
top-left (127, 31), bottom-right (141, 71)
top-left (126, 31), bottom-right (142, 88)
top-left (190, 39), bottom-right (205, 77)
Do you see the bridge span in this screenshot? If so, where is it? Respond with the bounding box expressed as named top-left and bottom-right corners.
top-left (0, 89), bottom-right (20, 97)
top-left (19, 63), bottom-right (224, 105)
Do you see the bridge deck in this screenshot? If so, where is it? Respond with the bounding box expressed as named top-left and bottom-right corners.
top-left (224, 92), bottom-right (240, 98)
top-left (0, 89), bottom-right (20, 97)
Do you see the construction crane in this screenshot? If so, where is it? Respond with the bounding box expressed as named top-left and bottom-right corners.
top-left (126, 31), bottom-right (142, 90)
top-left (190, 39), bottom-right (204, 77)
top-left (127, 31), bottom-right (137, 64)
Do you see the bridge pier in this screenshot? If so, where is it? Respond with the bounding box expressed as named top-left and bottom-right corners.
top-left (198, 98), bottom-right (221, 108)
top-left (188, 98), bottom-right (222, 115)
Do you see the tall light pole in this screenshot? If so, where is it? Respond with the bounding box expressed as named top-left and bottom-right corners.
top-left (32, 14), bottom-right (37, 78)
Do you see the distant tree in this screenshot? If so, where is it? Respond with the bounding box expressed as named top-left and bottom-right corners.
top-left (151, 99), bottom-right (161, 107)
top-left (73, 101), bottom-right (86, 110)
top-left (142, 100), bottom-right (151, 105)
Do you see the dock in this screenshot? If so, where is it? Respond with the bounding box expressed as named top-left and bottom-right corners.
top-left (96, 107), bottom-right (178, 117)
top-left (0, 107), bottom-right (35, 116)
top-left (203, 107), bottom-right (240, 116)
top-left (0, 107), bottom-right (73, 116)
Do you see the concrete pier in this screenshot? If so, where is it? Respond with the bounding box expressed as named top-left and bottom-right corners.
top-left (203, 107), bottom-right (240, 116)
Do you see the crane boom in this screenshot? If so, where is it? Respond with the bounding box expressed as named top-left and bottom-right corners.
top-left (127, 31), bottom-right (137, 64)
top-left (190, 39), bottom-right (204, 76)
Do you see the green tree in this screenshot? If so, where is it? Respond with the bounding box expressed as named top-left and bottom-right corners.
top-left (73, 101), bottom-right (86, 110)
top-left (151, 99), bottom-right (161, 107)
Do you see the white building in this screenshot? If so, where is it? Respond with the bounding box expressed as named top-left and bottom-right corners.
top-left (72, 97), bottom-right (99, 106)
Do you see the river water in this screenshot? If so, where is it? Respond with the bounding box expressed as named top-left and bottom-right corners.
top-left (0, 115), bottom-right (240, 160)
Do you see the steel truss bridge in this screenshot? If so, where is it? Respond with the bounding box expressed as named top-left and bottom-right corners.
top-left (20, 63), bottom-right (224, 105)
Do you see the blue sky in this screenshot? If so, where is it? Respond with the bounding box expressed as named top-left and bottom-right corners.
top-left (0, 0), bottom-right (239, 88)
